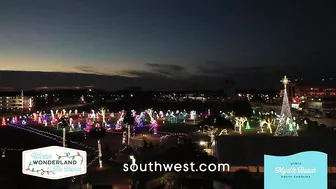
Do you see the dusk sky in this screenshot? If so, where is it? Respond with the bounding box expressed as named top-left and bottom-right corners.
top-left (0, 0), bottom-right (335, 91)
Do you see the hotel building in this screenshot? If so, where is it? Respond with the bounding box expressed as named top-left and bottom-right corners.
top-left (0, 92), bottom-right (34, 111)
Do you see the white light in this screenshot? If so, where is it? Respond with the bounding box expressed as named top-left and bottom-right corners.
top-left (199, 141), bottom-right (206, 146)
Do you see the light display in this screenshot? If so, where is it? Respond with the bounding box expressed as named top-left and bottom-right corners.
top-left (131, 110), bottom-right (136, 117)
top-left (146, 109), bottom-right (159, 135)
top-left (234, 117), bottom-right (247, 134)
top-left (135, 112), bottom-right (145, 127)
top-left (115, 110), bottom-right (125, 130)
top-left (159, 111), bottom-right (164, 118)
top-left (122, 131), bottom-right (127, 144)
top-left (1, 117), bottom-right (6, 126)
top-left (8, 124), bottom-right (97, 154)
top-left (38, 116), bottom-right (42, 124)
top-left (1, 149), bottom-right (5, 157)
top-left (167, 114), bottom-right (177, 123)
top-left (246, 121), bottom-right (251, 129)
top-left (190, 111), bottom-right (196, 120)
top-left (274, 76), bottom-right (298, 136)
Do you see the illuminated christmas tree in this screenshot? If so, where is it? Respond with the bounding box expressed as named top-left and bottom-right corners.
top-left (246, 121), bottom-right (251, 129)
top-left (274, 76), bottom-right (298, 136)
top-left (1, 117), bottom-right (6, 126)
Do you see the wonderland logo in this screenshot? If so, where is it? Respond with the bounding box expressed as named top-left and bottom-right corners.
top-left (22, 146), bottom-right (87, 179)
top-left (264, 151), bottom-right (327, 189)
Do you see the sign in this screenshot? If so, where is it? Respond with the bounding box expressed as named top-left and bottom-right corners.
top-left (264, 151), bottom-right (327, 189)
top-left (22, 146), bottom-right (87, 179)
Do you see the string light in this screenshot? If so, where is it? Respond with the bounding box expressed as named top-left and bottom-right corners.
top-left (9, 124), bottom-right (97, 153)
top-left (56, 152), bottom-right (84, 165)
top-left (25, 162), bottom-right (55, 175)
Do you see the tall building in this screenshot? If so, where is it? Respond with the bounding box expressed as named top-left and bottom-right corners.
top-left (296, 87), bottom-right (336, 97)
top-left (0, 92), bottom-right (34, 111)
top-left (286, 83), bottom-right (296, 99)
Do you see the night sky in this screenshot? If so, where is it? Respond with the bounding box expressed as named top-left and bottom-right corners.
top-left (0, 0), bottom-right (335, 91)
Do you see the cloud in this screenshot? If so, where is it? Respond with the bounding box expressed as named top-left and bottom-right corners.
top-left (119, 70), bottom-right (163, 78)
top-left (197, 60), bottom-right (273, 77)
top-left (73, 63), bottom-right (187, 78)
top-left (0, 86), bottom-right (15, 91)
top-left (33, 86), bottom-right (94, 91)
top-left (73, 66), bottom-right (138, 77)
top-left (145, 63), bottom-right (186, 77)
top-left (146, 63), bottom-right (185, 72)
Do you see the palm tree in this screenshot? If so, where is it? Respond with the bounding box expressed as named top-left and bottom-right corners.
top-left (99, 107), bottom-right (106, 128)
top-left (59, 117), bottom-right (69, 147)
top-left (90, 123), bottom-right (106, 168)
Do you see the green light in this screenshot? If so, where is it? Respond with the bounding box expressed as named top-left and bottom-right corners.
top-left (246, 121), bottom-right (251, 129)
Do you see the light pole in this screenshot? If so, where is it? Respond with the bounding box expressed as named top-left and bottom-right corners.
top-left (59, 117), bottom-right (68, 147)
top-left (128, 125), bottom-right (131, 145)
top-left (97, 140), bottom-right (102, 168)
top-left (123, 111), bottom-right (135, 146)
top-left (63, 128), bottom-right (66, 147)
top-left (99, 107), bottom-right (106, 128)
top-left (90, 123), bottom-right (106, 168)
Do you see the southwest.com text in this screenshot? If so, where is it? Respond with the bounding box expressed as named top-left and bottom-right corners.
top-left (123, 161), bottom-right (230, 172)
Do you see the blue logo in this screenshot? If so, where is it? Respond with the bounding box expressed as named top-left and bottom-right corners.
top-left (264, 151), bottom-right (327, 189)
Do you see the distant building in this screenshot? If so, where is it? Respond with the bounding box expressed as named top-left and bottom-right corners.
top-left (295, 87), bottom-right (336, 97)
top-left (0, 92), bottom-right (34, 111)
top-left (280, 83), bottom-right (295, 101)
top-left (287, 83), bottom-right (296, 99)
top-left (300, 97), bottom-right (336, 117)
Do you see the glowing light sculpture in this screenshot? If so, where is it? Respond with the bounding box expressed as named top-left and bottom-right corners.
top-left (274, 76), bottom-right (298, 136)
top-left (115, 110), bottom-right (125, 130)
top-left (246, 121), bottom-right (251, 129)
top-left (146, 109), bottom-right (158, 135)
top-left (135, 112), bottom-right (145, 127)
top-left (234, 117), bottom-right (247, 134)
top-left (190, 111), bottom-right (196, 120)
top-left (38, 116), bottom-right (42, 124)
top-left (99, 107), bottom-right (106, 127)
top-left (1, 117), bottom-right (6, 126)
top-left (69, 118), bottom-right (74, 131)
